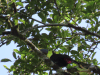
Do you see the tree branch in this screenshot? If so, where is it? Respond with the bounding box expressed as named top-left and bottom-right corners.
top-left (22, 23), bottom-right (100, 38)
top-left (43, 23), bottom-right (100, 38)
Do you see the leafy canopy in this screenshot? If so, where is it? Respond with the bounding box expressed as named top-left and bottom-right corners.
top-left (0, 0), bottom-right (100, 75)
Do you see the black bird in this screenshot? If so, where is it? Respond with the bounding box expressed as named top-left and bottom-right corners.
top-left (50, 52), bottom-right (79, 67)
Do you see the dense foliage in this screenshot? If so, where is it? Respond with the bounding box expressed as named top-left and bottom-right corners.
top-left (0, 0), bottom-right (100, 75)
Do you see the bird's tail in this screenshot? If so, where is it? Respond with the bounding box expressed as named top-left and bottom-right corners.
top-left (72, 60), bottom-right (80, 65)
top-left (73, 60), bottom-right (91, 69)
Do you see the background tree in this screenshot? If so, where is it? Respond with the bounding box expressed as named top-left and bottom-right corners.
top-left (0, 0), bottom-right (100, 75)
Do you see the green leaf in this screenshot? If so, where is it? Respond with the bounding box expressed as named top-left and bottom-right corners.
top-left (91, 52), bottom-right (96, 59)
top-left (47, 18), bottom-right (53, 23)
top-left (1, 58), bottom-right (11, 62)
top-left (3, 65), bottom-right (10, 70)
top-left (43, 72), bottom-right (48, 75)
top-left (14, 19), bottom-right (18, 25)
top-left (13, 49), bottom-right (20, 54)
top-left (78, 68), bottom-right (88, 75)
top-left (10, 65), bottom-right (14, 72)
top-left (21, 54), bottom-right (25, 59)
top-left (93, 59), bottom-right (98, 65)
top-left (38, 12), bottom-right (46, 22)
top-left (14, 59), bottom-right (21, 66)
top-left (19, 19), bottom-right (25, 24)
top-left (16, 2), bottom-right (23, 6)
top-left (71, 50), bottom-right (79, 55)
top-left (13, 51), bottom-right (17, 59)
top-left (6, 41), bottom-right (11, 45)
top-left (38, 12), bottom-right (44, 19)
top-left (47, 51), bottom-right (52, 58)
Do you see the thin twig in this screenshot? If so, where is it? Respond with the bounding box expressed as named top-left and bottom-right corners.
top-left (22, 23), bottom-right (100, 38)
top-left (21, 13), bottom-right (45, 25)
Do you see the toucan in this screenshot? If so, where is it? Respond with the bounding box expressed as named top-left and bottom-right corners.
top-left (50, 52), bottom-right (79, 67)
